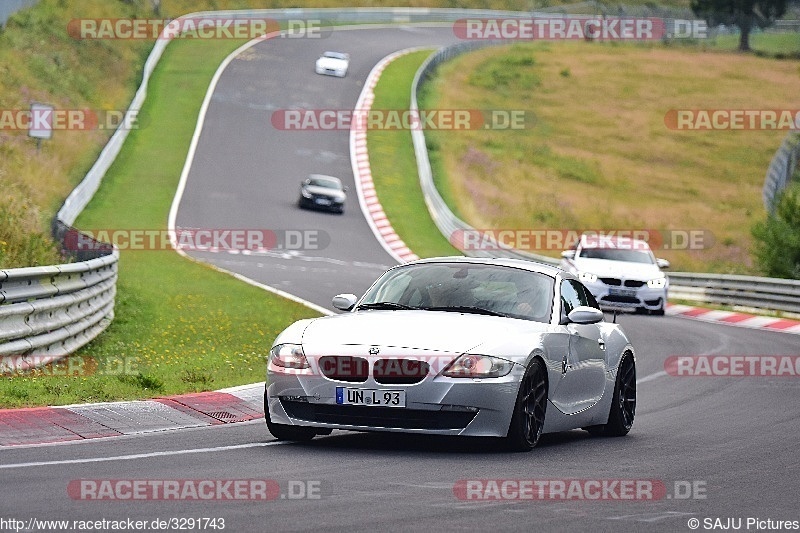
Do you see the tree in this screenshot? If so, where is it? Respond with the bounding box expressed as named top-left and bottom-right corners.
top-left (751, 186), bottom-right (800, 279)
top-left (691, 0), bottom-right (788, 51)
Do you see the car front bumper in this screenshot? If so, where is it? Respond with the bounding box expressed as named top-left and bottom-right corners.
top-left (266, 364), bottom-right (525, 437)
top-left (298, 195), bottom-right (344, 212)
top-left (315, 66), bottom-right (346, 77)
top-left (583, 280), bottom-right (667, 311)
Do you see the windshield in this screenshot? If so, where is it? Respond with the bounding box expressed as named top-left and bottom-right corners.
top-left (307, 177), bottom-right (340, 189)
top-left (578, 247), bottom-right (654, 264)
top-left (359, 262), bottom-right (554, 323)
top-left (323, 52), bottom-right (347, 60)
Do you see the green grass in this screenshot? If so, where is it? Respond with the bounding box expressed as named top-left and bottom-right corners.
top-left (0, 37), bottom-right (319, 408)
top-left (705, 32), bottom-right (800, 56)
top-left (419, 41), bottom-right (800, 274)
top-left (367, 50), bottom-right (462, 258)
top-left (0, 0), bottom-right (153, 268)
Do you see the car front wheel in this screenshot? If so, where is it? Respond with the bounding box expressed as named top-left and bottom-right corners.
top-left (504, 359), bottom-right (548, 451)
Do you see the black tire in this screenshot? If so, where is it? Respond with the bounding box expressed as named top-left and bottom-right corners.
top-left (586, 353), bottom-right (636, 437)
top-left (264, 393), bottom-right (316, 442)
top-left (504, 359), bottom-right (548, 452)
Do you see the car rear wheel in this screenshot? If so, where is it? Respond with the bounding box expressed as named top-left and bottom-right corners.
top-left (586, 353), bottom-right (636, 437)
top-left (504, 359), bottom-right (548, 451)
top-left (264, 394), bottom-right (316, 442)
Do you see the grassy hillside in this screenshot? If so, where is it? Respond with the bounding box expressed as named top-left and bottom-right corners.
top-left (0, 0), bottom-right (153, 267)
top-left (421, 41), bottom-right (800, 273)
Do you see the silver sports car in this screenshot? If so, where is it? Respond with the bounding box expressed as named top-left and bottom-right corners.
top-left (265, 256), bottom-right (636, 451)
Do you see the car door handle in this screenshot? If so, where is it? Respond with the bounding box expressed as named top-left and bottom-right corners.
top-left (597, 338), bottom-right (606, 350)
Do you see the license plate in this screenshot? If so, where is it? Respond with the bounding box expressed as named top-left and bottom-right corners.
top-left (608, 287), bottom-right (637, 298)
top-left (315, 198), bottom-right (331, 206)
top-left (336, 387), bottom-right (406, 408)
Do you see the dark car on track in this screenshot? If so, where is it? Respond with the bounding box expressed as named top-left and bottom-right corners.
top-left (298, 174), bottom-right (347, 214)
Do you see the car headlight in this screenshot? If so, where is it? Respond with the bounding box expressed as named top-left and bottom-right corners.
top-left (578, 272), bottom-right (598, 284)
top-left (442, 354), bottom-right (514, 378)
top-left (301, 189), bottom-right (312, 199)
top-left (647, 277), bottom-right (667, 288)
top-left (270, 343), bottom-right (309, 369)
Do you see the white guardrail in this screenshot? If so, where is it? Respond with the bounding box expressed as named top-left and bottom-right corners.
top-left (411, 42), bottom-right (800, 315)
top-left (2, 8), bottom-right (798, 364)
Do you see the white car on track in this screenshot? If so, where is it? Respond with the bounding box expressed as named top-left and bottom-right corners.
top-left (265, 256), bottom-right (637, 451)
top-left (560, 234), bottom-right (669, 315)
top-left (315, 51), bottom-right (349, 77)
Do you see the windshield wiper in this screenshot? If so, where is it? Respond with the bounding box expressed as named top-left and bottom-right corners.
top-left (422, 306), bottom-right (508, 317)
top-left (356, 302), bottom-right (417, 311)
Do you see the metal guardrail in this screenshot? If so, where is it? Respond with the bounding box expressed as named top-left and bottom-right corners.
top-left (763, 133), bottom-right (800, 213)
top-left (411, 40), bottom-right (562, 268)
top-left (411, 42), bottom-right (800, 314)
top-left (0, 249), bottom-right (118, 358)
top-left (666, 272), bottom-right (800, 313)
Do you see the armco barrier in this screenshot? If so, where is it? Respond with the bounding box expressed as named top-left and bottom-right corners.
top-left (0, 249), bottom-right (117, 359)
top-left (411, 40), bottom-right (561, 267)
top-left (763, 133), bottom-right (800, 213)
top-left (666, 272), bottom-right (800, 314)
top-left (411, 42), bottom-right (800, 314)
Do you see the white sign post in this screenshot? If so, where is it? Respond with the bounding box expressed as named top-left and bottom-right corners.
top-left (28, 102), bottom-right (54, 152)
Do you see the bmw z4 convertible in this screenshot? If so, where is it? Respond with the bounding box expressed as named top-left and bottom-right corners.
top-left (265, 257), bottom-right (636, 451)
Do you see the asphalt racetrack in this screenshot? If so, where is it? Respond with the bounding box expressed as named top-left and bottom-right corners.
top-left (2, 25), bottom-right (799, 533)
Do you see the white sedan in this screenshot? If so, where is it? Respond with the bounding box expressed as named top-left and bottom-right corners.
top-left (265, 256), bottom-right (636, 451)
top-left (315, 51), bottom-right (349, 77)
top-left (561, 234), bottom-right (670, 315)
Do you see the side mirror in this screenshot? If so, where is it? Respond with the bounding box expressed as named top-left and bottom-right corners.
top-left (656, 258), bottom-right (670, 269)
top-left (561, 250), bottom-right (575, 260)
top-left (332, 293), bottom-right (358, 311)
top-left (303, 178), bottom-right (311, 185)
top-left (566, 306), bottom-right (604, 324)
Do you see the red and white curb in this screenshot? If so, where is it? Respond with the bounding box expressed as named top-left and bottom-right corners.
top-left (350, 48), bottom-right (431, 265)
top-left (667, 303), bottom-right (800, 335)
top-left (0, 383), bottom-right (264, 447)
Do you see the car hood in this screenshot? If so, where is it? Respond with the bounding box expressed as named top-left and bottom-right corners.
top-left (572, 257), bottom-right (662, 280)
top-left (303, 185), bottom-right (345, 199)
top-left (299, 310), bottom-right (547, 355)
top-left (316, 57), bottom-right (347, 69)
